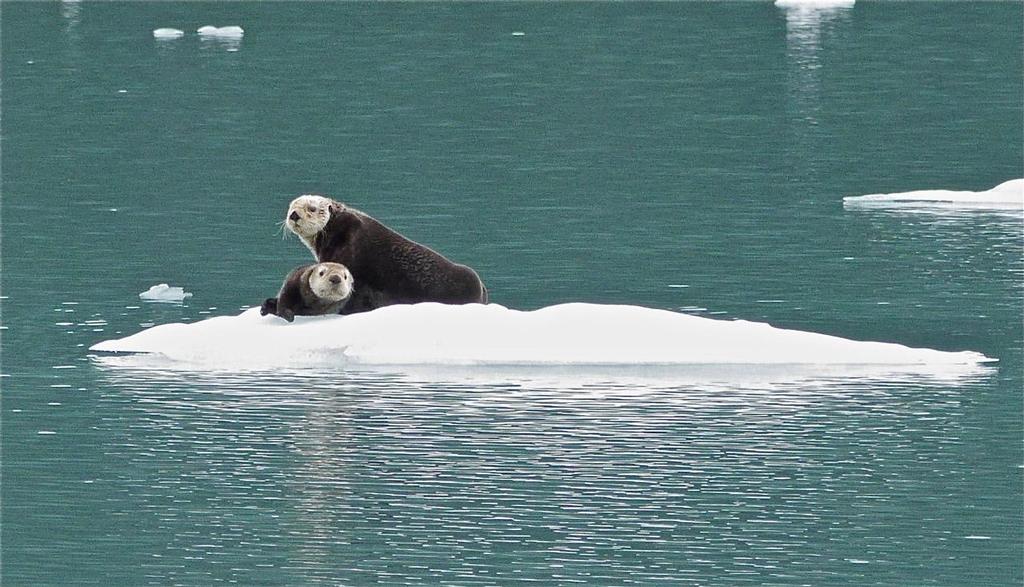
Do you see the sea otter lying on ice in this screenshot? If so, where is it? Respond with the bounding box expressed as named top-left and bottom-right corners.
top-left (260, 262), bottom-right (354, 322)
top-left (278, 194), bottom-right (487, 316)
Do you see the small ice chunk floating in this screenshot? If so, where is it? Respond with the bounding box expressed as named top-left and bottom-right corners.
top-left (196, 25), bottom-right (244, 39)
top-left (775, 0), bottom-right (855, 8)
top-left (152, 28), bottom-right (185, 40)
top-left (139, 284), bottom-right (193, 303)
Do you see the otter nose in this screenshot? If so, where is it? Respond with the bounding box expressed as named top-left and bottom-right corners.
top-left (329, 274), bottom-right (342, 285)
top-left (289, 211), bottom-right (300, 222)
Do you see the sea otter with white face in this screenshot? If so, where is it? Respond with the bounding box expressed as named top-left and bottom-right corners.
top-left (260, 262), bottom-right (355, 322)
top-left (284, 194), bottom-right (487, 314)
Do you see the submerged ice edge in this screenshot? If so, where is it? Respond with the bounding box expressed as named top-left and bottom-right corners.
top-left (91, 354), bottom-right (996, 390)
top-left (89, 303), bottom-right (995, 374)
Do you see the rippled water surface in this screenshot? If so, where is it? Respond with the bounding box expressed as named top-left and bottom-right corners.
top-left (3, 2), bottom-right (1022, 585)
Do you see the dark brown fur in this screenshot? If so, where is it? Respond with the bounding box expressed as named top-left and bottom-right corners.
top-left (310, 200), bottom-right (488, 315)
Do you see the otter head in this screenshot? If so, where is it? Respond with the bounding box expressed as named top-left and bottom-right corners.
top-left (285, 195), bottom-right (344, 255)
top-left (307, 262), bottom-right (354, 303)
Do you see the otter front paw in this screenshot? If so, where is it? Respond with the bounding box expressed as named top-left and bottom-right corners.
top-left (260, 297), bottom-right (278, 316)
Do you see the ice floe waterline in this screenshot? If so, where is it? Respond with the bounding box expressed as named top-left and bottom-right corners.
top-left (90, 303), bottom-right (994, 379)
top-left (775, 0), bottom-right (855, 9)
top-left (844, 179), bottom-right (1024, 210)
top-left (152, 25), bottom-right (244, 40)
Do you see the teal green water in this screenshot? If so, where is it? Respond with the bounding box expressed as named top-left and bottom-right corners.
top-left (3, 2), bottom-right (1022, 585)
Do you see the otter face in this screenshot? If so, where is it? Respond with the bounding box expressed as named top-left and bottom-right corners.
top-left (285, 194), bottom-right (337, 248)
top-left (308, 262), bottom-right (354, 303)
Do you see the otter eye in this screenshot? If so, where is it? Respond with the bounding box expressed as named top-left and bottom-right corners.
top-left (319, 270), bottom-right (325, 276)
top-left (307, 205), bottom-right (317, 213)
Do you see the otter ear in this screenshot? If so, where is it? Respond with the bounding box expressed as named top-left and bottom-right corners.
top-left (328, 202), bottom-right (343, 216)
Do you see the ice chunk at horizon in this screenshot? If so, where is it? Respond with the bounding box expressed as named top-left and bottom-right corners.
top-left (216, 26), bottom-right (244, 37)
top-left (90, 302), bottom-right (993, 373)
top-left (152, 28), bottom-right (185, 40)
top-left (197, 25), bottom-right (244, 38)
top-left (139, 284), bottom-right (193, 303)
top-left (775, 0), bottom-right (855, 8)
top-left (844, 179), bottom-right (1024, 210)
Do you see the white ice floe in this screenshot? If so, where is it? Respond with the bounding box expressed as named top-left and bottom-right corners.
top-left (843, 179), bottom-right (1024, 210)
top-left (196, 25), bottom-right (244, 38)
top-left (775, 0), bottom-right (855, 8)
top-left (152, 28), bottom-right (185, 40)
top-left (91, 302), bottom-right (992, 371)
top-left (138, 284), bottom-right (193, 303)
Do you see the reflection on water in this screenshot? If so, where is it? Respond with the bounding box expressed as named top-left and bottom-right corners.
top-left (74, 367), bottom-right (991, 585)
top-left (781, 5), bottom-right (853, 71)
top-left (7, 353), bottom-right (1017, 585)
top-left (782, 4), bottom-right (853, 126)
top-left (198, 35), bottom-right (243, 53)
top-left (848, 206), bottom-right (1023, 269)
top-left (60, 0), bottom-right (82, 60)
top-left (59, 0), bottom-right (81, 29)
top-left (780, 3), bottom-right (853, 187)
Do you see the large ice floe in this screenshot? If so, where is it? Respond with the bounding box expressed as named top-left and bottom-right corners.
top-left (843, 179), bottom-right (1024, 211)
top-left (90, 303), bottom-right (992, 375)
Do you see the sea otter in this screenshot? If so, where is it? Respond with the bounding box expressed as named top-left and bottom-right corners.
top-left (283, 194), bottom-right (487, 314)
top-left (260, 262), bottom-right (354, 322)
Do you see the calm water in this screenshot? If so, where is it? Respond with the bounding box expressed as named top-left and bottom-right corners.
top-left (2, 2), bottom-right (1022, 585)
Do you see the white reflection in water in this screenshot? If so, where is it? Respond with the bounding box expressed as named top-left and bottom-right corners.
top-left (199, 35), bottom-right (243, 53)
top-left (60, 0), bottom-right (81, 27)
top-left (852, 206), bottom-right (1023, 266)
top-left (781, 5), bottom-right (853, 124)
top-left (60, 0), bottom-right (82, 59)
top-left (89, 365), bottom-right (986, 584)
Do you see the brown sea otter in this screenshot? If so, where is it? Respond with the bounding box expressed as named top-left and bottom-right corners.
top-left (282, 194), bottom-right (487, 314)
